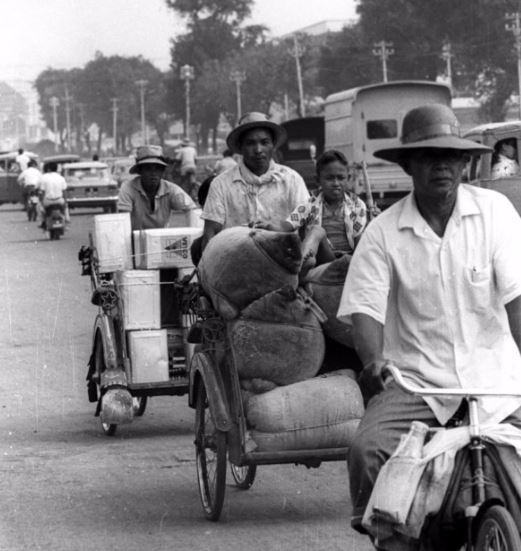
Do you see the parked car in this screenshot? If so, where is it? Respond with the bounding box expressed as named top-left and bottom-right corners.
top-left (63, 161), bottom-right (119, 212)
top-left (463, 121), bottom-right (521, 214)
top-left (110, 157), bottom-right (134, 188)
top-left (42, 154), bottom-right (81, 174)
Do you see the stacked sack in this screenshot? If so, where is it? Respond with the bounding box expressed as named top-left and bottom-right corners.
top-left (199, 227), bottom-right (363, 451)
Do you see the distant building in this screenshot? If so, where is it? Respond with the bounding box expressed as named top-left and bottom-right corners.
top-left (280, 19), bottom-right (354, 39)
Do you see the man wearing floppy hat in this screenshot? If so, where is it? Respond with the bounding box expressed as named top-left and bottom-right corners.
top-left (336, 104), bottom-right (521, 547)
top-left (200, 112), bottom-right (309, 248)
top-left (118, 145), bottom-right (195, 230)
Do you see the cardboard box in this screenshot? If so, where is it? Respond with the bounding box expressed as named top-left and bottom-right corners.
top-left (128, 330), bottom-right (169, 384)
top-left (93, 213), bottom-right (133, 273)
top-left (169, 208), bottom-right (204, 229)
top-left (133, 227), bottom-right (203, 269)
top-left (115, 270), bottom-right (160, 330)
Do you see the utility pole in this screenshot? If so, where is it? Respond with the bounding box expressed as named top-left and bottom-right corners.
top-left (372, 40), bottom-right (394, 83)
top-left (76, 102), bottom-right (85, 153)
top-left (288, 34), bottom-right (305, 117)
top-left (506, 12), bottom-right (521, 118)
top-left (441, 40), bottom-right (453, 90)
top-left (180, 65), bottom-right (195, 140)
top-left (49, 96), bottom-right (60, 152)
top-left (64, 87), bottom-right (72, 153)
top-left (110, 97), bottom-right (119, 155)
top-left (229, 69), bottom-right (246, 122)
top-left (135, 79), bottom-right (148, 144)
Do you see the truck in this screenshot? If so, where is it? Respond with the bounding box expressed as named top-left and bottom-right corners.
top-left (324, 80), bottom-right (452, 208)
top-left (463, 121), bottom-right (521, 215)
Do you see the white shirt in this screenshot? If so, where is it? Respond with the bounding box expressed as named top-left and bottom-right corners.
top-left (338, 185), bottom-right (521, 425)
top-left (491, 154), bottom-right (520, 179)
top-left (178, 145), bottom-right (197, 174)
top-left (202, 161), bottom-right (309, 229)
top-left (17, 166), bottom-right (41, 187)
top-left (16, 153), bottom-right (31, 171)
top-left (39, 172), bottom-right (67, 200)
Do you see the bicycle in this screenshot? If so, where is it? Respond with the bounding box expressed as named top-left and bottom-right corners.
top-left (386, 364), bottom-right (521, 551)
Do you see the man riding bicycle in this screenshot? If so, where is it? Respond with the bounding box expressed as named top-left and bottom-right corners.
top-left (337, 104), bottom-right (521, 550)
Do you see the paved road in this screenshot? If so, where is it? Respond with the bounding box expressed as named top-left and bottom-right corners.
top-left (0, 204), bottom-right (372, 551)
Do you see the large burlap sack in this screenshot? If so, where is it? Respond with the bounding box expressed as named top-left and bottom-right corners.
top-left (245, 371), bottom-right (364, 451)
top-left (228, 287), bottom-right (326, 387)
top-left (199, 227), bottom-right (302, 319)
top-left (304, 254), bottom-right (353, 347)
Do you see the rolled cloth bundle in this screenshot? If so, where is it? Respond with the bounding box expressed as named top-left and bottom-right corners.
top-left (199, 226), bottom-right (302, 319)
top-left (245, 370), bottom-right (364, 451)
top-left (304, 254), bottom-right (354, 348)
top-left (228, 286), bottom-right (326, 389)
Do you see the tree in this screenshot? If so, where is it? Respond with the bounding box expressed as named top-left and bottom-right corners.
top-left (165, 0), bottom-right (266, 150)
top-left (356, 0), bottom-right (517, 120)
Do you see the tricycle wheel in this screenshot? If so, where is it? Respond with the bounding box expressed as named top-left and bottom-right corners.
top-left (101, 421), bottom-right (117, 436)
top-left (133, 396), bottom-right (147, 417)
top-left (230, 463), bottom-right (256, 490)
top-left (195, 380), bottom-right (227, 521)
top-left (474, 505), bottom-right (521, 550)
top-left (94, 334), bottom-right (117, 437)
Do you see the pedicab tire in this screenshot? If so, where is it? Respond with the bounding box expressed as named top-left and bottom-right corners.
top-left (50, 228), bottom-right (61, 240)
top-left (230, 463), bottom-right (257, 490)
top-left (133, 396), bottom-right (147, 417)
top-left (195, 380), bottom-right (227, 521)
top-left (474, 505), bottom-right (521, 551)
top-left (94, 333), bottom-right (117, 437)
top-left (100, 421), bottom-right (117, 436)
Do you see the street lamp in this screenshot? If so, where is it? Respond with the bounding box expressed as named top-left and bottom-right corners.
top-left (135, 79), bottom-right (148, 144)
top-left (180, 64), bottom-right (195, 140)
top-left (49, 96), bottom-right (60, 152)
top-left (230, 69), bottom-right (246, 122)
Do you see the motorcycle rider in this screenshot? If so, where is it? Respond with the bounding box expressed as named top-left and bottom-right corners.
top-left (17, 159), bottom-right (42, 210)
top-left (37, 161), bottom-right (68, 229)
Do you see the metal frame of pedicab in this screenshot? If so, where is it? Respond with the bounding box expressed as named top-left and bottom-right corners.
top-left (83, 237), bottom-right (200, 436)
top-left (187, 289), bottom-right (352, 521)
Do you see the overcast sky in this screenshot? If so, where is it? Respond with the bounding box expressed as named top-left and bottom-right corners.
top-left (4, 0), bottom-right (357, 82)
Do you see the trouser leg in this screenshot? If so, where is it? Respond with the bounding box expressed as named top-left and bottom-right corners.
top-left (348, 383), bottom-right (440, 533)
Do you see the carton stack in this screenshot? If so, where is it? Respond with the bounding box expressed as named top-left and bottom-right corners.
top-left (93, 212), bottom-right (202, 385)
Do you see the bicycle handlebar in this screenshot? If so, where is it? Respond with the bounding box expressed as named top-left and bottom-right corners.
top-left (386, 364), bottom-right (521, 398)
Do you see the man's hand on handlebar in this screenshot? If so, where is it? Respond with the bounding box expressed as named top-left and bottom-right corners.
top-left (359, 359), bottom-right (391, 404)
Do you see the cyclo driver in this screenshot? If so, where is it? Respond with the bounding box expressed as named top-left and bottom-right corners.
top-left (338, 105), bottom-right (521, 550)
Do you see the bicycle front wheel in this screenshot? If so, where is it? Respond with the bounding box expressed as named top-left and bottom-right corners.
top-left (475, 505), bottom-right (521, 551)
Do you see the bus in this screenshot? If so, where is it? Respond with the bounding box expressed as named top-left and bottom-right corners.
top-left (324, 80), bottom-right (452, 208)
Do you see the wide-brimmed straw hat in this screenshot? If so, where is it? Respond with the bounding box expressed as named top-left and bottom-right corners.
top-left (374, 104), bottom-right (491, 164)
top-left (129, 145), bottom-right (167, 174)
top-left (226, 112), bottom-right (287, 153)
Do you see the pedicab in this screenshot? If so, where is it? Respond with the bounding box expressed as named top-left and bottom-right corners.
top-left (186, 226), bottom-right (364, 521)
top-left (79, 212), bottom-right (202, 436)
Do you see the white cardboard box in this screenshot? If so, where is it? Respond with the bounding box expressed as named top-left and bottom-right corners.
top-left (133, 227), bottom-right (202, 269)
top-left (128, 329), bottom-right (169, 384)
top-left (169, 208), bottom-right (204, 229)
top-left (115, 270), bottom-right (161, 330)
top-left (93, 213), bottom-right (133, 273)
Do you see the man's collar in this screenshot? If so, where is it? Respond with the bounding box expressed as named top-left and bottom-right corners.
top-left (398, 185), bottom-right (480, 233)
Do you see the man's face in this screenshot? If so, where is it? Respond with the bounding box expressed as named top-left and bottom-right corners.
top-left (239, 128), bottom-right (274, 175)
top-left (405, 148), bottom-right (468, 204)
top-left (138, 163), bottom-right (164, 193)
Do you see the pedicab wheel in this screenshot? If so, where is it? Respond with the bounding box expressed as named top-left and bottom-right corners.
top-left (474, 505), bottom-right (521, 550)
top-left (94, 334), bottom-right (117, 437)
top-left (100, 420), bottom-right (117, 436)
top-left (195, 381), bottom-right (227, 521)
top-left (230, 463), bottom-right (257, 490)
top-left (50, 228), bottom-right (60, 240)
top-left (133, 396), bottom-right (147, 417)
